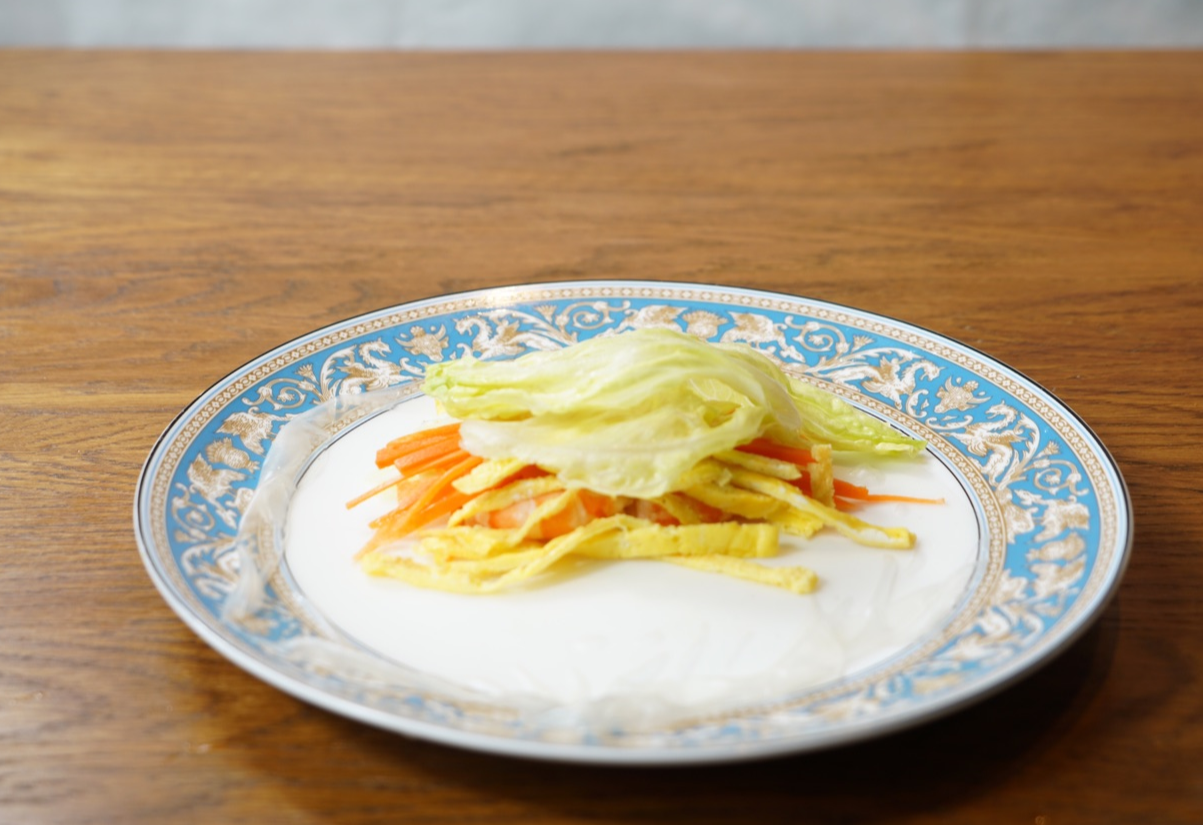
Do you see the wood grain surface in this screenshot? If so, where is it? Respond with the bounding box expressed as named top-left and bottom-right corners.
top-left (2, 51), bottom-right (1201, 824)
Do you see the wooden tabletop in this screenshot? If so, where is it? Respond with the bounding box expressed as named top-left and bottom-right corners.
top-left (3, 50), bottom-right (1201, 824)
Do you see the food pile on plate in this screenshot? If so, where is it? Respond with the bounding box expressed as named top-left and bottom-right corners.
top-left (347, 329), bottom-right (937, 595)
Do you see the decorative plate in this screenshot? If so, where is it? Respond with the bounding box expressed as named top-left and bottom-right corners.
top-left (135, 281), bottom-right (1131, 764)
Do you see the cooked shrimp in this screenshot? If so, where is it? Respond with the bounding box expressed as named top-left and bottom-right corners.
top-left (477, 489), bottom-right (621, 539)
top-left (629, 499), bottom-right (681, 526)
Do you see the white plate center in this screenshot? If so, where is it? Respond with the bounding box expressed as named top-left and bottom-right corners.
top-left (284, 396), bottom-right (979, 727)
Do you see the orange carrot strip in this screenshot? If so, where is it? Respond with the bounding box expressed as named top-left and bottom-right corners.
top-left (391, 439), bottom-right (463, 474)
top-left (346, 473), bottom-right (404, 510)
top-left (358, 454), bottom-right (466, 525)
top-left (376, 438), bottom-right (452, 469)
top-left (369, 460), bottom-right (538, 532)
top-left (368, 475), bottom-right (440, 529)
top-left (375, 424), bottom-right (461, 468)
top-left (379, 422), bottom-right (460, 453)
top-left (357, 477), bottom-right (452, 558)
top-left (790, 474), bottom-right (813, 497)
top-left (404, 490), bottom-right (476, 533)
top-left (833, 479), bottom-right (943, 505)
top-left (351, 449), bottom-right (464, 514)
top-left (388, 455), bottom-right (484, 537)
top-left (738, 439), bottom-right (814, 466)
top-left (398, 448), bottom-right (469, 477)
top-left (376, 436), bottom-right (454, 468)
top-left (833, 480), bottom-right (871, 499)
top-left (861, 493), bottom-right (946, 505)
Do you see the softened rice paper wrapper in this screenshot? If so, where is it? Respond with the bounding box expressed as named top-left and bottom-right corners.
top-left (225, 385), bottom-right (978, 734)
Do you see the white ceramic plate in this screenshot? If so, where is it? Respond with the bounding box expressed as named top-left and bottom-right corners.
top-left (135, 281), bottom-right (1131, 764)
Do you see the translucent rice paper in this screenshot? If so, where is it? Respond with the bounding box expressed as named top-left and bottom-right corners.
top-left (226, 387), bottom-right (979, 734)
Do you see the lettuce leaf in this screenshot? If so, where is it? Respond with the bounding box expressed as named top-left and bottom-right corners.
top-left (423, 328), bottom-right (924, 498)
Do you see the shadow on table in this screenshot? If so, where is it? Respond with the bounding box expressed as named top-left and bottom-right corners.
top-left (234, 595), bottom-right (1120, 823)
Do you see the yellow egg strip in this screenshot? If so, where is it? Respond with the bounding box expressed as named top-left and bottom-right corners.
top-left (667, 459), bottom-right (732, 490)
top-left (765, 506), bottom-right (824, 538)
top-left (365, 518), bottom-right (785, 593)
top-left (363, 516), bottom-right (633, 594)
top-left (713, 449), bottom-right (803, 480)
top-left (662, 555), bottom-right (818, 595)
top-left (807, 444), bottom-right (835, 507)
top-left (447, 475), bottom-right (564, 526)
top-left (417, 528), bottom-right (538, 561)
top-left (684, 481), bottom-right (782, 520)
top-left (727, 467), bottom-right (914, 550)
top-left (451, 458), bottom-right (530, 494)
top-left (575, 522), bottom-right (779, 560)
top-left (650, 493), bottom-right (708, 525)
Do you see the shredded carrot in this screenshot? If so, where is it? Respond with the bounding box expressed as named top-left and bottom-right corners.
top-left (384, 432), bottom-right (459, 471)
top-left (348, 446), bottom-right (467, 510)
top-left (375, 423), bottom-right (461, 468)
top-left (386, 454), bottom-right (484, 537)
top-left (790, 474), bottom-right (813, 497)
top-left (363, 457), bottom-right (538, 533)
top-left (355, 463), bottom-right (482, 560)
top-left (404, 490), bottom-right (476, 533)
top-left (346, 473), bottom-right (404, 510)
top-left (398, 447), bottom-right (470, 477)
top-left (859, 493), bottom-right (945, 505)
top-left (833, 479), bottom-right (944, 505)
top-left (738, 439), bottom-right (814, 466)
top-left (379, 422), bottom-right (460, 453)
top-left (833, 480), bottom-right (870, 499)
top-left (368, 477), bottom-right (439, 529)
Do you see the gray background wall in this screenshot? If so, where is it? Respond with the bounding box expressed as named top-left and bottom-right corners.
top-left (3, 0), bottom-right (1202, 48)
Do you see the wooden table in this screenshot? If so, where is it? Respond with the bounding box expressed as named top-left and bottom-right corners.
top-left (2, 51), bottom-right (1201, 824)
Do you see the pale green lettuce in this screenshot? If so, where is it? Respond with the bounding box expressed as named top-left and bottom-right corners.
top-left (423, 328), bottom-right (924, 498)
